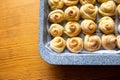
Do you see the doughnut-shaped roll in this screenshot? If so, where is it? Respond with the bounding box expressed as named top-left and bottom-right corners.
top-left (65, 6), bottom-right (80, 21)
top-left (50, 37), bottom-right (66, 53)
top-left (117, 4), bottom-right (120, 19)
top-left (117, 35), bottom-right (120, 48)
top-left (48, 0), bottom-right (64, 10)
top-left (98, 17), bottom-right (115, 34)
top-left (48, 10), bottom-right (65, 23)
top-left (97, 0), bottom-right (108, 3)
top-left (84, 35), bottom-right (101, 52)
top-left (64, 21), bottom-right (81, 37)
top-left (81, 19), bottom-right (97, 35)
top-left (66, 37), bottom-right (83, 53)
top-left (102, 34), bottom-right (116, 50)
top-left (49, 24), bottom-right (64, 37)
top-left (80, 0), bottom-right (96, 5)
top-left (63, 0), bottom-right (79, 6)
top-left (114, 0), bottom-right (120, 4)
top-left (80, 4), bottom-right (98, 20)
top-left (99, 1), bottom-right (116, 16)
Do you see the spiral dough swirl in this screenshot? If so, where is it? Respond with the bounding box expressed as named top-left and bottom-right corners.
top-left (65, 6), bottom-right (80, 21)
top-left (98, 17), bottom-right (115, 34)
top-left (48, 10), bottom-right (65, 23)
top-left (99, 1), bottom-right (116, 16)
top-left (81, 19), bottom-right (97, 35)
top-left (48, 0), bottom-right (64, 10)
top-left (84, 35), bottom-right (101, 52)
top-left (102, 34), bottom-right (116, 50)
top-left (80, 0), bottom-right (96, 5)
top-left (64, 21), bottom-right (81, 37)
top-left (80, 4), bottom-right (98, 20)
top-left (63, 0), bottom-right (79, 6)
top-left (49, 24), bottom-right (64, 37)
top-left (67, 37), bottom-right (83, 53)
top-left (50, 37), bottom-right (66, 53)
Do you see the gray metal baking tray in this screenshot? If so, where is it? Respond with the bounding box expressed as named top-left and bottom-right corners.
top-left (39, 0), bottom-right (120, 65)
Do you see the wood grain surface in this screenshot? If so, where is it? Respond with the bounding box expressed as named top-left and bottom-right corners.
top-left (0, 0), bottom-right (120, 80)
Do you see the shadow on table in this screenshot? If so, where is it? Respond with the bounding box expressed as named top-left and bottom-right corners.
top-left (51, 65), bottom-right (120, 80)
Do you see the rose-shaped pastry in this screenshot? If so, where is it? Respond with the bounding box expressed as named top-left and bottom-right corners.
top-left (80, 4), bottom-right (98, 20)
top-left (97, 0), bottom-right (108, 3)
top-left (48, 0), bottom-right (64, 10)
top-left (48, 10), bottom-right (64, 23)
top-left (50, 37), bottom-right (66, 53)
top-left (117, 5), bottom-right (120, 19)
top-left (117, 35), bottom-right (120, 48)
top-left (80, 0), bottom-right (96, 5)
top-left (98, 17), bottom-right (115, 34)
top-left (99, 1), bottom-right (116, 16)
top-left (49, 24), bottom-right (64, 37)
top-left (81, 19), bottom-right (97, 35)
top-left (66, 37), bottom-right (83, 53)
top-left (102, 34), bottom-right (116, 50)
top-left (114, 0), bottom-right (120, 4)
top-left (84, 35), bottom-right (101, 52)
top-left (65, 6), bottom-right (80, 21)
top-left (64, 21), bottom-right (81, 37)
top-left (63, 0), bottom-right (79, 6)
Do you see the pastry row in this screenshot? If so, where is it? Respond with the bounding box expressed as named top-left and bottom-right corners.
top-left (50, 34), bottom-right (120, 53)
top-left (48, 0), bottom-right (120, 10)
top-left (49, 17), bottom-right (118, 37)
top-left (48, 1), bottom-right (120, 22)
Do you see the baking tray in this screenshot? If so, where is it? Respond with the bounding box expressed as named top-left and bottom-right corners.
top-left (39, 0), bottom-right (120, 65)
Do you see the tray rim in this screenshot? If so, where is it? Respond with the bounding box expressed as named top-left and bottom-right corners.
top-left (39, 0), bottom-right (120, 65)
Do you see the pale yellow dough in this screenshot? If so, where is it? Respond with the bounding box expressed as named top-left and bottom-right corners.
top-left (80, 4), bottom-right (98, 20)
top-left (63, 0), bottom-right (79, 6)
top-left (98, 17), bottom-right (115, 34)
top-left (102, 34), bottom-right (116, 50)
top-left (80, 0), bottom-right (96, 5)
top-left (97, 0), bottom-right (108, 3)
top-left (117, 4), bottom-right (120, 19)
top-left (65, 6), bottom-right (80, 21)
top-left (49, 24), bottom-right (64, 37)
top-left (81, 19), bottom-right (97, 35)
top-left (84, 35), bottom-right (101, 52)
top-left (48, 10), bottom-right (65, 23)
top-left (117, 35), bottom-right (120, 48)
top-left (118, 24), bottom-right (120, 34)
top-left (64, 21), bottom-right (81, 37)
top-left (66, 37), bottom-right (83, 53)
top-left (48, 0), bottom-right (64, 10)
top-left (50, 37), bottom-right (66, 53)
top-left (114, 0), bottom-right (120, 4)
top-left (99, 1), bottom-right (116, 16)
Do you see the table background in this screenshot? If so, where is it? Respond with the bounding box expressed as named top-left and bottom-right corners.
top-left (0, 0), bottom-right (120, 80)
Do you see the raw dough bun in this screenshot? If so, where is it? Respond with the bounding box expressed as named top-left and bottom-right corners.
top-left (102, 34), bottom-right (116, 50)
top-left (84, 35), bottom-right (101, 52)
top-left (63, 0), bottom-right (79, 6)
top-left (66, 37), bottom-right (83, 53)
top-left (48, 10), bottom-right (64, 23)
top-left (99, 1), bottom-right (116, 16)
top-left (80, 0), bottom-right (96, 5)
top-left (50, 37), bottom-right (66, 53)
top-left (65, 6), bottom-right (80, 21)
top-left (64, 21), bottom-right (81, 37)
top-left (80, 4), bottom-right (98, 20)
top-left (97, 0), bottom-right (108, 3)
top-left (98, 17), bottom-right (115, 34)
top-left (117, 35), bottom-right (120, 48)
top-left (114, 0), bottom-right (120, 4)
top-left (81, 19), bottom-right (97, 35)
top-left (48, 0), bottom-right (64, 10)
top-left (49, 24), bottom-right (64, 37)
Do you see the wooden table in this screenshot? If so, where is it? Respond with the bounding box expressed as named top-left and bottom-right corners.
top-left (0, 0), bottom-right (120, 80)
